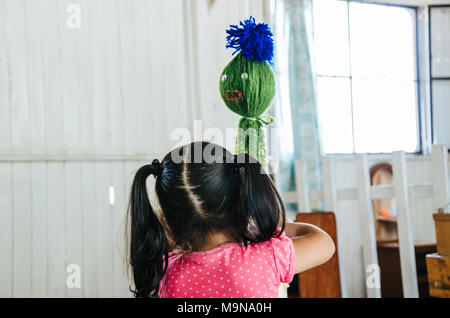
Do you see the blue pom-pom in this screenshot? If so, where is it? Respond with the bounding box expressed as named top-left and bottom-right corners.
top-left (226, 16), bottom-right (274, 64)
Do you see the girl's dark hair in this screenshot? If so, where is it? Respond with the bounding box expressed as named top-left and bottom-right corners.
top-left (126, 141), bottom-right (285, 297)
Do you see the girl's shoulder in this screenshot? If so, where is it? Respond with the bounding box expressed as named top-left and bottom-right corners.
top-left (266, 227), bottom-right (294, 251)
top-left (246, 227), bottom-right (293, 249)
top-left (168, 228), bottom-right (292, 257)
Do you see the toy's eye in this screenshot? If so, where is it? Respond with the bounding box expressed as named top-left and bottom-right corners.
top-left (241, 73), bottom-right (248, 80)
top-left (221, 74), bottom-right (227, 82)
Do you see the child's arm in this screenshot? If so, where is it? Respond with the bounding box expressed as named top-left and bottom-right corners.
top-left (284, 221), bottom-right (336, 274)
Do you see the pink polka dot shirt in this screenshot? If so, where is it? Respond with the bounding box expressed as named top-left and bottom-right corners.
top-left (158, 228), bottom-right (295, 298)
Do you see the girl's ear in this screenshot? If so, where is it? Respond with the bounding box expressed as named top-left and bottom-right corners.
top-left (238, 153), bottom-right (286, 243)
top-left (126, 164), bottom-right (168, 298)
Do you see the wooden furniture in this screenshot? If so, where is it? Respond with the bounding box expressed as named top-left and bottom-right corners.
top-left (425, 213), bottom-right (450, 298)
top-left (377, 241), bottom-right (436, 297)
top-left (280, 144), bottom-right (449, 298)
top-left (370, 163), bottom-right (398, 242)
top-left (294, 212), bottom-right (341, 298)
top-left (426, 253), bottom-right (450, 298)
top-left (433, 213), bottom-right (450, 256)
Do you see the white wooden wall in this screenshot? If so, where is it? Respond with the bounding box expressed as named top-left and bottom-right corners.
top-left (0, 0), bottom-right (269, 297)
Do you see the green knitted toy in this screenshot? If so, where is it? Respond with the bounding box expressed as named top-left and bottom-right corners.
top-left (219, 17), bottom-right (275, 166)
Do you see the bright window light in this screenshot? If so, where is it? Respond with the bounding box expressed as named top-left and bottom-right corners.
top-left (313, 0), bottom-right (420, 154)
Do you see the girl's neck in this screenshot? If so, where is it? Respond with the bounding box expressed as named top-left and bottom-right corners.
top-left (193, 231), bottom-right (239, 252)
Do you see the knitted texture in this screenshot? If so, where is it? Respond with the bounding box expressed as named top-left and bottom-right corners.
top-left (220, 17), bottom-right (275, 165)
top-left (219, 52), bottom-right (275, 165)
top-left (226, 16), bottom-right (274, 64)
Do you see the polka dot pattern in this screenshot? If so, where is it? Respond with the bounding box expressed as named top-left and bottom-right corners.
top-left (158, 228), bottom-right (295, 298)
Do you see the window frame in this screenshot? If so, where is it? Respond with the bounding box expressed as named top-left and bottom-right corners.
top-left (428, 4), bottom-right (450, 151)
top-left (314, 0), bottom-right (423, 155)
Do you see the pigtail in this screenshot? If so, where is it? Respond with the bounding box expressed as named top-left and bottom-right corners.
top-left (237, 153), bottom-right (286, 243)
top-left (126, 163), bottom-right (168, 298)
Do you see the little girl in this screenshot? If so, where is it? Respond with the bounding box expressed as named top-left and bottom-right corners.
top-left (126, 141), bottom-right (335, 298)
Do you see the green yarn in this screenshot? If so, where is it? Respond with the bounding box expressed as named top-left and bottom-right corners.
top-left (219, 53), bottom-right (275, 165)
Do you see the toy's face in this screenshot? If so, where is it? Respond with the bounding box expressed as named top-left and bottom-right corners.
top-left (219, 53), bottom-right (275, 118)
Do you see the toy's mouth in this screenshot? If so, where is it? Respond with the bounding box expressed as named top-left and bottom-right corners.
top-left (226, 90), bottom-right (242, 101)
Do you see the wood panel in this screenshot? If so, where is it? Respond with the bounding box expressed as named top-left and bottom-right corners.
top-left (296, 212), bottom-right (341, 298)
top-left (65, 162), bottom-right (83, 298)
top-left (356, 154), bottom-right (380, 298)
top-left (12, 162), bottom-right (32, 297)
top-left (111, 161), bottom-right (129, 297)
top-left (47, 162), bottom-right (66, 297)
top-left (42, 0), bottom-right (65, 155)
top-left (76, 0), bottom-right (95, 154)
top-left (30, 163), bottom-right (48, 297)
top-left (0, 164), bottom-right (13, 297)
top-left (322, 156), bottom-right (348, 297)
top-left (60, 0), bottom-right (81, 153)
top-left (0, 0), bottom-right (11, 154)
top-left (105, 0), bottom-right (124, 155)
top-left (0, 0), bottom-right (240, 159)
top-left (392, 152), bottom-right (419, 298)
top-left (7, 0), bottom-right (31, 154)
top-left (81, 162), bottom-right (99, 297)
top-left (426, 253), bottom-right (450, 298)
top-left (0, 0), bottom-right (263, 298)
top-left (96, 162), bottom-right (114, 297)
top-left (25, 0), bottom-right (46, 155)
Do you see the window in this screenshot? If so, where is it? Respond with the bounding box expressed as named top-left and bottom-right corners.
top-left (313, 0), bottom-right (420, 154)
top-left (429, 5), bottom-right (450, 150)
